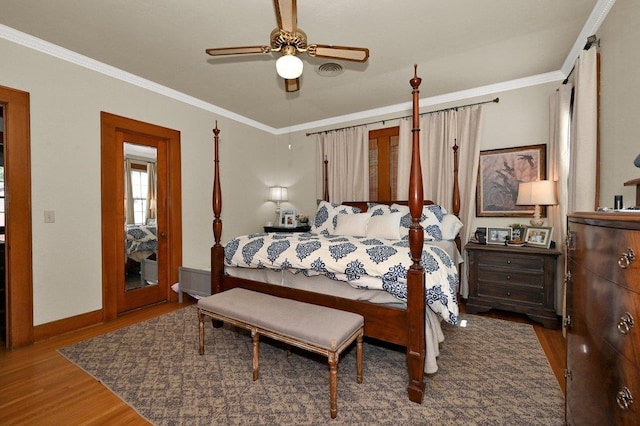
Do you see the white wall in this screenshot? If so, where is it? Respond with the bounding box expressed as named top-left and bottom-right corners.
top-left (598, 0), bottom-right (640, 208)
top-left (1, 37), bottom-right (274, 325)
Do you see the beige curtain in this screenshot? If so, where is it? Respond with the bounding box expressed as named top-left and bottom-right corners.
top-left (548, 85), bottom-right (573, 316)
top-left (124, 159), bottom-right (135, 225)
top-left (146, 162), bottom-right (157, 223)
top-left (398, 106), bottom-right (484, 298)
top-left (316, 126), bottom-right (369, 204)
top-left (568, 46), bottom-right (599, 212)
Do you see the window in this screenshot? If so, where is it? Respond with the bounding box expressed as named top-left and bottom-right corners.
top-left (129, 163), bottom-right (148, 225)
top-left (369, 127), bottom-right (399, 200)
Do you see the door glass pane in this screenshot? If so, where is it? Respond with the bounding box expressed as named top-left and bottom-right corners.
top-left (124, 143), bottom-right (157, 291)
top-left (369, 138), bottom-right (378, 200)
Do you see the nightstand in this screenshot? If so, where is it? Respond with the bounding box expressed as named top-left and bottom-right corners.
top-left (465, 242), bottom-right (561, 329)
top-left (263, 225), bottom-right (311, 233)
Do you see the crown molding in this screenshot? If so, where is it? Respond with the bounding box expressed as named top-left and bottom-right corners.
top-left (0, 24), bottom-right (278, 134)
top-left (561, 0), bottom-right (616, 75)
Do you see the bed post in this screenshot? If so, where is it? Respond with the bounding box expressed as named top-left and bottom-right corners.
top-left (323, 158), bottom-right (329, 202)
top-left (452, 139), bottom-right (462, 252)
top-left (406, 65), bottom-right (426, 404)
top-left (211, 122), bottom-right (224, 295)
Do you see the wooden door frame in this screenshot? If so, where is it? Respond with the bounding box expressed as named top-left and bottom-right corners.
top-left (0, 85), bottom-right (34, 349)
top-left (100, 112), bottom-right (182, 320)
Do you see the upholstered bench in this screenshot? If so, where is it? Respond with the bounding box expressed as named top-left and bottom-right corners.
top-left (197, 288), bottom-right (364, 419)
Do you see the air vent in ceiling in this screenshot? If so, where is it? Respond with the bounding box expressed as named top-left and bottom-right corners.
top-left (316, 62), bottom-right (344, 77)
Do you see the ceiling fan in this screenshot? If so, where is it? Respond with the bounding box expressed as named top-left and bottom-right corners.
top-left (205, 0), bottom-right (370, 93)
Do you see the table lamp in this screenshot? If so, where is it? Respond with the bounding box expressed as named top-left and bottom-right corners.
top-left (516, 180), bottom-right (557, 226)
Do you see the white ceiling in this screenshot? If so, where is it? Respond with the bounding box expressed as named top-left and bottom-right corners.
top-left (0, 0), bottom-right (610, 133)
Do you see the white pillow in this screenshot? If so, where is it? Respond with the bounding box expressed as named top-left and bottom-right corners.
top-left (335, 212), bottom-right (372, 237)
top-left (366, 212), bottom-right (402, 240)
top-left (441, 214), bottom-right (463, 240)
top-left (311, 200), bottom-right (361, 235)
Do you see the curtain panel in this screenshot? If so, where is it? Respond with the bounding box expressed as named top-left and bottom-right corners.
top-left (568, 46), bottom-right (599, 212)
top-left (398, 107), bottom-right (484, 298)
top-left (315, 127), bottom-right (369, 204)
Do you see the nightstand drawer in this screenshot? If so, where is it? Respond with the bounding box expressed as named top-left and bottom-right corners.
top-left (476, 268), bottom-right (544, 289)
top-left (476, 252), bottom-right (545, 273)
top-left (476, 280), bottom-right (544, 305)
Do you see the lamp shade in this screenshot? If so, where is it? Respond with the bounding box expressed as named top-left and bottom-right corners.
top-left (276, 54), bottom-right (303, 79)
top-left (269, 186), bottom-right (288, 202)
top-left (516, 180), bottom-right (557, 206)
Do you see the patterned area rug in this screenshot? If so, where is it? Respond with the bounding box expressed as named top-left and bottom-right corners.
top-left (58, 306), bottom-right (564, 425)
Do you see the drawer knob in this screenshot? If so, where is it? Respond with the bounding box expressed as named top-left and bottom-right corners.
top-left (617, 312), bottom-right (635, 335)
top-left (506, 275), bottom-right (511, 280)
top-left (618, 248), bottom-right (636, 269)
top-left (506, 260), bottom-right (511, 264)
top-left (616, 386), bottom-right (634, 411)
top-left (506, 291), bottom-right (511, 297)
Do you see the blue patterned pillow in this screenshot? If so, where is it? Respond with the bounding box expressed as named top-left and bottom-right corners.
top-left (311, 200), bottom-right (361, 235)
top-left (367, 203), bottom-right (402, 217)
top-left (391, 203), bottom-right (446, 241)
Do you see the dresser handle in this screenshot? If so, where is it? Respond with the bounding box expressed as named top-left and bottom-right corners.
top-left (616, 386), bottom-right (634, 411)
top-left (617, 312), bottom-right (635, 335)
top-left (618, 248), bottom-right (636, 269)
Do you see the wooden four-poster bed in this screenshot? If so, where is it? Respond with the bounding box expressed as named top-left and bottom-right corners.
top-left (210, 66), bottom-right (461, 403)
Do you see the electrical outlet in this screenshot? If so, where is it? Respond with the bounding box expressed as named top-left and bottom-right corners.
top-left (44, 210), bottom-right (55, 223)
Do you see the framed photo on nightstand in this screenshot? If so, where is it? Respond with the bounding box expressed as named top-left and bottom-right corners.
top-left (524, 226), bottom-right (553, 248)
top-left (279, 209), bottom-right (297, 228)
top-left (487, 227), bottom-right (512, 245)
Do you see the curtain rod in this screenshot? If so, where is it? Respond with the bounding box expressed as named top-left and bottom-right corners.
top-left (563, 35), bottom-right (600, 84)
top-left (305, 97), bottom-right (499, 137)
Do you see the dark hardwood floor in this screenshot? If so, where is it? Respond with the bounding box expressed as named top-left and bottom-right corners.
top-left (0, 298), bottom-right (566, 425)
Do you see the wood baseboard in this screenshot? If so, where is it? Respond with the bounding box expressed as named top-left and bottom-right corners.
top-left (33, 309), bottom-right (103, 342)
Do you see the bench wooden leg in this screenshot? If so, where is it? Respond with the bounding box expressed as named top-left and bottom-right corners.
top-left (252, 329), bottom-right (260, 381)
top-left (356, 333), bottom-right (363, 384)
top-left (198, 309), bottom-right (205, 355)
top-left (328, 352), bottom-right (338, 419)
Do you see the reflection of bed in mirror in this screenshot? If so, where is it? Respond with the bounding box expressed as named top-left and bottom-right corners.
top-left (125, 224), bottom-right (158, 285)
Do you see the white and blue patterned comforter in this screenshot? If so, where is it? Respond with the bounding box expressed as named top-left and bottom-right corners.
top-left (224, 232), bottom-right (459, 325)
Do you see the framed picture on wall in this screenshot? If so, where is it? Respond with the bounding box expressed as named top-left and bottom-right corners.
top-left (476, 144), bottom-right (546, 217)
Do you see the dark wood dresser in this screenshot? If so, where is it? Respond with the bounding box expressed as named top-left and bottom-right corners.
top-left (566, 212), bottom-right (640, 425)
top-left (465, 243), bottom-right (561, 329)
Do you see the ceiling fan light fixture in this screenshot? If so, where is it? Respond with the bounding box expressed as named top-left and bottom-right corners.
top-left (276, 50), bottom-right (303, 79)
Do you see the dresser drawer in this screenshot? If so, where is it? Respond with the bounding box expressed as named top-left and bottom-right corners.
top-left (570, 223), bottom-right (640, 291)
top-left (567, 334), bottom-right (640, 425)
top-left (570, 262), bottom-right (640, 365)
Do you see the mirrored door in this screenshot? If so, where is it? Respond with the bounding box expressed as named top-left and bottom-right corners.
top-left (118, 133), bottom-right (168, 313)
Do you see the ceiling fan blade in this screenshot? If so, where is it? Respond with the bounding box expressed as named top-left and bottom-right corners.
top-left (308, 45), bottom-right (369, 62)
top-left (274, 0), bottom-right (297, 34)
top-left (284, 78), bottom-right (300, 92)
top-left (205, 45), bottom-right (271, 56)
